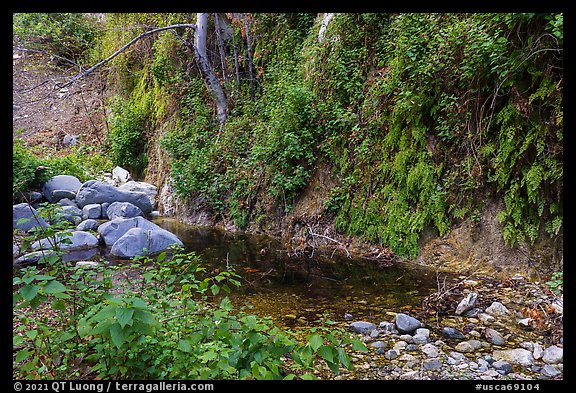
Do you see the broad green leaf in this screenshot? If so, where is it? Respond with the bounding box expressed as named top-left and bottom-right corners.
top-left (351, 338), bottom-right (368, 352)
top-left (337, 347), bottom-right (352, 369)
top-left (25, 330), bottom-right (38, 340)
top-left (317, 345), bottom-right (334, 363)
top-left (15, 349), bottom-right (31, 363)
top-left (33, 275), bottom-right (56, 281)
top-left (92, 305), bottom-right (117, 322)
top-left (109, 323), bottom-right (127, 348)
top-left (308, 334), bottom-right (323, 351)
top-left (43, 280), bottom-right (67, 294)
top-left (211, 284), bottom-right (220, 296)
top-left (200, 350), bottom-right (217, 362)
top-left (300, 374), bottom-right (317, 380)
top-left (13, 335), bottom-right (24, 346)
top-left (133, 309), bottom-right (157, 326)
top-left (20, 285), bottom-right (40, 302)
top-left (115, 307), bottom-right (135, 329)
top-left (130, 297), bottom-right (148, 309)
top-left (178, 339), bottom-right (191, 353)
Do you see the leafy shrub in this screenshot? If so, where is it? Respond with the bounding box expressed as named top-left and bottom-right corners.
top-left (13, 240), bottom-right (366, 379)
top-left (13, 13), bottom-right (99, 62)
top-left (13, 139), bottom-right (46, 196)
top-left (107, 97), bottom-right (148, 176)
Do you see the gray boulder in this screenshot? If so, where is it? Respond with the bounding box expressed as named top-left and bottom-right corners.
top-left (42, 175), bottom-right (82, 203)
top-left (118, 181), bottom-right (158, 208)
top-left (13, 203), bottom-right (49, 232)
top-left (82, 204), bottom-right (102, 220)
top-left (349, 321), bottom-right (377, 335)
top-left (106, 201), bottom-right (143, 220)
top-left (58, 198), bottom-right (78, 208)
top-left (112, 166), bottom-right (131, 186)
top-left (31, 230), bottom-right (99, 251)
top-left (54, 205), bottom-right (82, 225)
top-left (110, 227), bottom-right (183, 258)
top-left (395, 313), bottom-right (423, 334)
top-left (542, 346), bottom-right (563, 364)
top-left (76, 219), bottom-right (100, 232)
top-left (97, 216), bottom-right (162, 246)
top-left (76, 180), bottom-right (152, 213)
top-left (52, 189), bottom-right (78, 201)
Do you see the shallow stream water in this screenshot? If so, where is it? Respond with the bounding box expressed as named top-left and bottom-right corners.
top-left (144, 218), bottom-right (453, 329)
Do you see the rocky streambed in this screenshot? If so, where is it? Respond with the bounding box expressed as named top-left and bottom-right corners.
top-left (316, 275), bottom-right (564, 380)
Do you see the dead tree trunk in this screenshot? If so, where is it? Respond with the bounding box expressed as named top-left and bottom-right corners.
top-left (194, 13), bottom-right (228, 125)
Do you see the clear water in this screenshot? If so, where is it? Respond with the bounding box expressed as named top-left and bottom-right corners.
top-left (145, 218), bottom-right (449, 327)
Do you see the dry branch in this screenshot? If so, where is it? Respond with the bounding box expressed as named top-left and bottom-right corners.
top-left (56, 24), bottom-right (197, 89)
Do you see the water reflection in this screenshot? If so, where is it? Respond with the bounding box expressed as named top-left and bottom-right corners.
top-left (151, 218), bottom-right (446, 325)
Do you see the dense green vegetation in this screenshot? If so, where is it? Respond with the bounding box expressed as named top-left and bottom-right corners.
top-left (13, 220), bottom-right (366, 379)
top-left (92, 13), bottom-right (562, 257)
top-left (13, 138), bottom-right (113, 198)
top-left (12, 11), bottom-right (563, 380)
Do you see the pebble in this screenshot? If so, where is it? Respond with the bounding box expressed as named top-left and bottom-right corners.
top-left (492, 360), bottom-right (513, 374)
top-left (421, 343), bottom-right (441, 358)
top-left (542, 346), bottom-right (563, 364)
top-left (406, 344), bottom-right (419, 352)
top-left (492, 348), bottom-right (534, 366)
top-left (370, 341), bottom-right (387, 349)
top-left (485, 302), bottom-right (510, 317)
top-left (412, 334), bottom-right (428, 345)
top-left (478, 313), bottom-right (495, 324)
top-left (350, 321), bottom-right (377, 335)
top-left (485, 328), bottom-right (506, 346)
top-left (541, 365), bottom-right (561, 377)
top-left (393, 341), bottom-right (407, 351)
top-left (399, 371), bottom-right (418, 380)
top-left (532, 342), bottom-right (543, 360)
top-left (385, 350), bottom-right (399, 360)
top-left (455, 341), bottom-right (476, 353)
top-left (399, 334), bottom-right (413, 343)
top-left (395, 313), bottom-right (422, 334)
top-left (442, 327), bottom-right (465, 340)
top-left (423, 358), bottom-right (443, 371)
top-left (519, 342), bottom-right (534, 351)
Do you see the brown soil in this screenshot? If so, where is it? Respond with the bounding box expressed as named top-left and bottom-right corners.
top-left (12, 48), bottom-right (109, 155)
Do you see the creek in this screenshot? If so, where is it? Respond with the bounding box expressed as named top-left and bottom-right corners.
top-left (59, 217), bottom-right (455, 329)
top-left (145, 218), bottom-right (453, 329)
